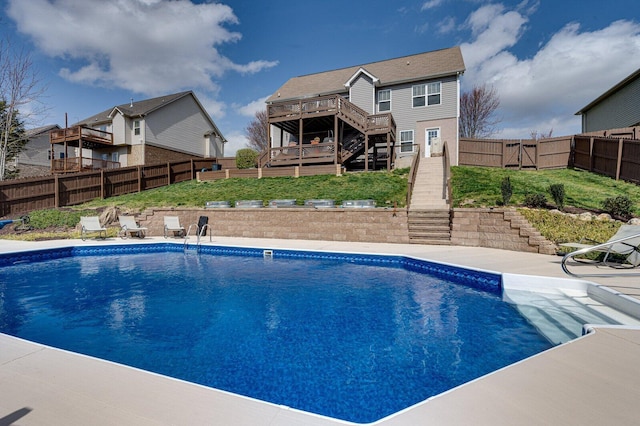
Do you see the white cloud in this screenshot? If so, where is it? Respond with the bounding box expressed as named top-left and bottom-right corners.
top-left (421, 0), bottom-right (444, 11)
top-left (7, 0), bottom-right (278, 97)
top-left (437, 16), bottom-right (456, 34)
top-left (236, 96), bottom-right (269, 117)
top-left (460, 3), bottom-right (640, 137)
top-left (223, 130), bottom-right (248, 157)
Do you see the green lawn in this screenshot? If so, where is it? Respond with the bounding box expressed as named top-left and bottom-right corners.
top-left (7, 166), bottom-right (639, 245)
top-left (451, 166), bottom-right (640, 216)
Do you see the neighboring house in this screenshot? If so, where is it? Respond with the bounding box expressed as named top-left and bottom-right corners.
top-left (576, 68), bottom-right (640, 134)
top-left (13, 124), bottom-right (60, 177)
top-left (264, 46), bottom-right (465, 170)
top-left (50, 91), bottom-right (226, 173)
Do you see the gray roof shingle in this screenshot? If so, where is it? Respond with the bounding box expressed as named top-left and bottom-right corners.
top-left (76, 91), bottom-right (192, 126)
top-left (267, 46), bottom-right (465, 103)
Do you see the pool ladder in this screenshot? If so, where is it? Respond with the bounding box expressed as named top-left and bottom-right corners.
top-left (183, 223), bottom-right (211, 253)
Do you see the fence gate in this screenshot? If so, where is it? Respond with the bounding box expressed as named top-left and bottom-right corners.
top-left (521, 143), bottom-right (537, 168)
top-left (504, 142), bottom-right (521, 168)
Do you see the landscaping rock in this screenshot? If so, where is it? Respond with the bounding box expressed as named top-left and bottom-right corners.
top-left (579, 212), bottom-right (594, 221)
top-left (596, 213), bottom-right (613, 222)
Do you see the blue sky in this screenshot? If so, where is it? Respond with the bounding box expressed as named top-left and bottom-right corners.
top-left (1, 0), bottom-right (639, 155)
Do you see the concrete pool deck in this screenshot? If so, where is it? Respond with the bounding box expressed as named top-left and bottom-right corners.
top-left (1, 236), bottom-right (640, 425)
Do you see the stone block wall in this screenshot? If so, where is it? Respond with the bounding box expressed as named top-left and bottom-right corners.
top-left (138, 207), bottom-right (409, 244)
top-left (451, 208), bottom-right (557, 254)
top-left (135, 206), bottom-right (555, 254)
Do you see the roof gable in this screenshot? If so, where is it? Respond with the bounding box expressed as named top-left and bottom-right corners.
top-left (576, 68), bottom-right (640, 115)
top-left (78, 91), bottom-right (192, 125)
top-left (344, 68), bottom-right (380, 88)
top-left (75, 91), bottom-right (226, 142)
top-left (267, 46), bottom-right (465, 103)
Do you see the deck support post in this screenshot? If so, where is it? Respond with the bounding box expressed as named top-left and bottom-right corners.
top-left (364, 134), bottom-right (369, 171)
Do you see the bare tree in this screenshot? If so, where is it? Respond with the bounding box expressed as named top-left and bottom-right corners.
top-left (459, 84), bottom-right (501, 138)
top-left (530, 128), bottom-right (553, 140)
top-left (0, 38), bottom-right (46, 180)
top-left (245, 109), bottom-right (269, 152)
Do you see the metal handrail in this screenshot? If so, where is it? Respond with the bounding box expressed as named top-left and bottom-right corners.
top-left (561, 233), bottom-right (640, 277)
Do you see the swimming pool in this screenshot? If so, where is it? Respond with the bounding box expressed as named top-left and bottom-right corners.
top-left (0, 244), bottom-right (553, 423)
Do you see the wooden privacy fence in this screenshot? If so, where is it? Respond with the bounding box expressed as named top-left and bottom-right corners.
top-left (573, 135), bottom-right (640, 184)
top-left (0, 159), bottom-right (217, 217)
top-left (459, 136), bottom-right (572, 170)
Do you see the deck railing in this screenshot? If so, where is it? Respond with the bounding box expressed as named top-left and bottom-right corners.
top-left (268, 94), bottom-right (394, 135)
top-left (52, 156), bottom-right (121, 173)
top-left (50, 125), bottom-right (113, 145)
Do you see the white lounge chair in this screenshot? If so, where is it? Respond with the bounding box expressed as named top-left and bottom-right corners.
top-left (164, 216), bottom-right (185, 238)
top-left (561, 224), bottom-right (640, 275)
top-left (80, 216), bottom-right (107, 241)
top-left (118, 215), bottom-right (147, 239)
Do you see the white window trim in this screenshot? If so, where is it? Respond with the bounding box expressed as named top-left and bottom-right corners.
top-left (427, 82), bottom-right (441, 106)
top-left (377, 89), bottom-right (391, 112)
top-left (412, 81), bottom-right (442, 108)
top-left (133, 120), bottom-right (141, 136)
top-left (412, 84), bottom-right (425, 108)
top-left (400, 130), bottom-right (414, 153)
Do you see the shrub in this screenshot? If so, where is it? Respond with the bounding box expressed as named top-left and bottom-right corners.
top-left (602, 195), bottom-right (633, 218)
top-left (548, 183), bottom-right (565, 210)
top-left (235, 148), bottom-right (258, 169)
top-left (500, 176), bottom-right (512, 205)
top-left (524, 193), bottom-right (547, 208)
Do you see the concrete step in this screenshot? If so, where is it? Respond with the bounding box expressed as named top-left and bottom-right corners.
top-left (408, 236), bottom-right (452, 245)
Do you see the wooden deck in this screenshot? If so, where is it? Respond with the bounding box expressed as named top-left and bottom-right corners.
top-left (50, 125), bottom-right (113, 147)
top-left (266, 95), bottom-right (396, 170)
top-left (49, 126), bottom-right (116, 174)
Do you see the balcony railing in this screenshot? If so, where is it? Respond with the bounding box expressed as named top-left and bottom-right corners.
top-left (50, 125), bottom-right (113, 145)
top-left (268, 94), bottom-right (395, 135)
top-left (52, 156), bottom-right (121, 173)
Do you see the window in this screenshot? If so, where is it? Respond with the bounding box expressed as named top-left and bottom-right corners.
top-left (412, 85), bottom-right (425, 107)
top-left (377, 89), bottom-right (391, 112)
top-left (400, 130), bottom-right (414, 153)
top-left (47, 150), bottom-right (52, 160)
top-left (59, 152), bottom-right (65, 159)
top-left (412, 82), bottom-right (441, 107)
top-left (112, 152), bottom-right (119, 163)
top-left (133, 120), bottom-right (141, 136)
top-left (427, 82), bottom-right (441, 105)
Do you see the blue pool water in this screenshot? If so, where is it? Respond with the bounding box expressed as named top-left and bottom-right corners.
top-left (0, 246), bottom-right (552, 423)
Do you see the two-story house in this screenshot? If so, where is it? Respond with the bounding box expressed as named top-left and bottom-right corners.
top-left (264, 46), bottom-right (465, 171)
top-left (14, 124), bottom-right (61, 178)
top-left (575, 67), bottom-right (640, 136)
top-left (50, 91), bottom-right (226, 173)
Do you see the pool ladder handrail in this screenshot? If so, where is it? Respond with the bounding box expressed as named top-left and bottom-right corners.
top-left (561, 232), bottom-right (640, 277)
top-left (183, 223), bottom-right (212, 252)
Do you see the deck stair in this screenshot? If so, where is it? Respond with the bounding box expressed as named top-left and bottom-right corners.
top-left (408, 156), bottom-right (451, 244)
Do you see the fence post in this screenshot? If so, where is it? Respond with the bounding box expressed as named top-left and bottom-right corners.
top-left (501, 140), bottom-right (506, 168)
top-left (54, 174), bottom-right (59, 208)
top-left (589, 137), bottom-right (594, 172)
top-left (100, 169), bottom-right (105, 199)
top-left (190, 159), bottom-right (194, 180)
top-left (167, 162), bottom-right (171, 186)
top-left (518, 140), bottom-right (522, 169)
top-left (616, 138), bottom-right (624, 180)
top-left (138, 166), bottom-right (142, 193)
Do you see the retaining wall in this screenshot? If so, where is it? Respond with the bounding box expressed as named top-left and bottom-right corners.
top-left (139, 207), bottom-right (409, 244)
top-left (137, 207), bottom-right (556, 254)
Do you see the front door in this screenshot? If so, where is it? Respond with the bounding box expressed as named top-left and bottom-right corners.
top-left (425, 128), bottom-right (440, 158)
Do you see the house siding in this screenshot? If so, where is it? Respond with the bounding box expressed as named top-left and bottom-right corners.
top-left (350, 75), bottom-right (375, 114)
top-left (416, 117), bottom-right (458, 164)
top-left (18, 132), bottom-right (52, 168)
top-left (144, 95), bottom-right (213, 157)
top-left (583, 77), bottom-right (640, 132)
